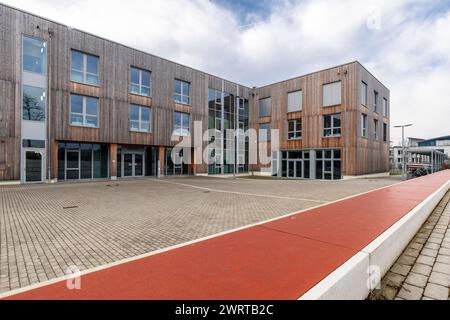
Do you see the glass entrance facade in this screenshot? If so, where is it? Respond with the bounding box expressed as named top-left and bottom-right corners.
top-left (117, 146), bottom-right (157, 178)
top-left (165, 147), bottom-right (189, 176)
top-left (278, 149), bottom-right (341, 180)
top-left (208, 89), bottom-right (249, 174)
top-left (24, 150), bottom-right (43, 182)
top-left (58, 142), bottom-right (108, 180)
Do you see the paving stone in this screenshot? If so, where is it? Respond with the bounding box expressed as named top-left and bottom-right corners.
top-left (411, 264), bottom-right (432, 277)
top-left (416, 255), bottom-right (435, 267)
top-left (404, 273), bottom-right (428, 288)
top-left (433, 262), bottom-right (450, 275)
top-left (397, 283), bottom-right (424, 300)
top-left (424, 283), bottom-right (449, 300)
top-left (384, 272), bottom-right (405, 288)
top-left (436, 255), bottom-right (450, 265)
top-left (421, 248), bottom-right (438, 258)
top-left (404, 248), bottom-right (420, 258)
top-left (439, 247), bottom-right (450, 256)
top-left (391, 263), bottom-right (412, 277)
top-left (398, 255), bottom-right (416, 266)
top-left (429, 271), bottom-right (450, 287)
top-left (425, 242), bottom-right (441, 250)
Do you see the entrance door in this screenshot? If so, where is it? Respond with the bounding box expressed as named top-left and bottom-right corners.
top-left (24, 149), bottom-right (44, 183)
top-left (287, 160), bottom-right (295, 178)
top-left (123, 152), bottom-right (144, 177)
top-left (134, 154), bottom-right (143, 176)
top-left (123, 153), bottom-right (133, 177)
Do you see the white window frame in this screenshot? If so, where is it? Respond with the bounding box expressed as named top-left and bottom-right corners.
top-left (70, 94), bottom-right (99, 128)
top-left (287, 90), bottom-right (302, 112)
top-left (361, 113), bottom-right (368, 137)
top-left (129, 104), bottom-right (151, 133)
top-left (373, 90), bottom-right (379, 113)
top-left (70, 50), bottom-right (99, 85)
top-left (129, 67), bottom-right (151, 96)
top-left (322, 81), bottom-right (341, 107)
top-left (174, 79), bottom-right (190, 105)
top-left (383, 98), bottom-right (388, 117)
top-left (173, 111), bottom-right (190, 136)
top-left (287, 119), bottom-right (302, 140)
top-left (361, 81), bottom-right (368, 106)
top-left (323, 113), bottom-right (341, 137)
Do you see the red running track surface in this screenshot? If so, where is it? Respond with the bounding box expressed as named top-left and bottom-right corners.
top-left (4, 171), bottom-right (450, 300)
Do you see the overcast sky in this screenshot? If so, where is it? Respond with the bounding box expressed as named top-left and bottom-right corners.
top-left (3, 0), bottom-right (450, 142)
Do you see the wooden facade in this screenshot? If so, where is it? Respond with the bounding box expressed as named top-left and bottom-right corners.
top-left (0, 4), bottom-right (389, 181)
top-left (251, 62), bottom-right (390, 176)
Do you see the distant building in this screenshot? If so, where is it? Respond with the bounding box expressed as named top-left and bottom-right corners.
top-left (390, 145), bottom-right (404, 170)
top-left (417, 136), bottom-right (450, 157)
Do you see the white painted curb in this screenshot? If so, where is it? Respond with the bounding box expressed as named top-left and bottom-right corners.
top-left (299, 178), bottom-right (450, 300)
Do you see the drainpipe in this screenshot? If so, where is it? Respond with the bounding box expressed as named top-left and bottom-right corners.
top-left (47, 28), bottom-right (54, 183)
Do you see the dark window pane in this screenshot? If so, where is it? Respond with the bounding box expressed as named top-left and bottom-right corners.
top-left (80, 145), bottom-right (92, 179)
top-left (142, 70), bottom-right (151, 87)
top-left (71, 95), bottom-right (83, 114)
top-left (130, 68), bottom-right (140, 85)
top-left (333, 161), bottom-right (341, 179)
top-left (71, 51), bottom-right (83, 71)
top-left (334, 149), bottom-right (341, 159)
top-left (25, 151), bottom-right (42, 182)
top-left (324, 115), bottom-right (331, 128)
top-left (86, 55), bottom-right (98, 75)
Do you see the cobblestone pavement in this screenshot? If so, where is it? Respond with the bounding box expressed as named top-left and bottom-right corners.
top-left (371, 190), bottom-right (450, 300)
top-left (0, 176), bottom-right (399, 294)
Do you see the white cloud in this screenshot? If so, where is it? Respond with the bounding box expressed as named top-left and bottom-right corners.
top-left (2, 0), bottom-right (449, 139)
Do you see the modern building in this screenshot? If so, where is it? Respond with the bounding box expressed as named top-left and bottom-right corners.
top-left (0, 4), bottom-right (390, 184)
top-left (417, 135), bottom-right (450, 158)
top-left (390, 145), bottom-right (404, 170)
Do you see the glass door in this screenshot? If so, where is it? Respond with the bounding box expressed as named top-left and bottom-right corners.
top-left (287, 160), bottom-right (295, 178)
top-left (123, 153), bottom-right (133, 177)
top-left (134, 153), bottom-right (144, 176)
top-left (24, 149), bottom-right (43, 183)
top-left (66, 149), bottom-right (80, 180)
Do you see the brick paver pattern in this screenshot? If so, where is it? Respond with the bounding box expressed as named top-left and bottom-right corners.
top-left (372, 190), bottom-right (450, 300)
top-left (0, 176), bottom-right (398, 294)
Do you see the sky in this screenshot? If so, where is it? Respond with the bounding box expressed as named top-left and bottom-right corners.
top-left (2, 0), bottom-right (450, 143)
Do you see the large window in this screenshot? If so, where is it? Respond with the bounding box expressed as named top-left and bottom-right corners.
top-left (259, 123), bottom-right (271, 142)
top-left (70, 94), bottom-right (99, 127)
top-left (71, 50), bottom-right (99, 85)
top-left (361, 113), bottom-right (368, 137)
top-left (323, 81), bottom-right (341, 107)
top-left (23, 36), bottom-right (47, 74)
top-left (316, 149), bottom-right (341, 180)
top-left (374, 119), bottom-right (379, 140)
top-left (173, 111), bottom-right (190, 136)
top-left (323, 113), bottom-right (341, 137)
top-left (57, 142), bottom-right (108, 180)
top-left (129, 104), bottom-right (151, 133)
top-left (383, 98), bottom-right (388, 117)
top-left (22, 85), bottom-right (45, 121)
top-left (287, 90), bottom-right (302, 112)
top-left (259, 97), bottom-right (271, 117)
top-left (361, 81), bottom-right (368, 106)
top-left (287, 119), bottom-right (302, 140)
top-left (373, 91), bottom-right (379, 112)
top-left (130, 67), bottom-right (151, 96)
top-left (174, 79), bottom-right (190, 104)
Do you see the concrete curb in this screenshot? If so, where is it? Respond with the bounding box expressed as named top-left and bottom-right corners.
top-left (299, 179), bottom-right (450, 300)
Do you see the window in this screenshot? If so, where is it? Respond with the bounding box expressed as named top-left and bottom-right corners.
top-left (316, 149), bottom-right (341, 180)
top-left (71, 50), bottom-right (99, 85)
top-left (323, 81), bottom-right (341, 107)
top-left (173, 111), bottom-right (190, 136)
top-left (287, 119), bottom-right (302, 140)
top-left (130, 67), bottom-right (151, 96)
top-left (22, 85), bottom-right (45, 121)
top-left (383, 123), bottom-right (387, 142)
top-left (323, 113), bottom-right (341, 137)
top-left (374, 119), bottom-right (379, 140)
top-left (361, 81), bottom-right (368, 106)
top-left (259, 97), bottom-right (271, 117)
top-left (383, 98), bottom-right (388, 117)
top-left (129, 104), bottom-right (151, 133)
top-left (287, 90), bottom-right (302, 112)
top-left (373, 91), bottom-right (378, 112)
top-left (361, 113), bottom-right (368, 137)
top-left (70, 94), bottom-right (99, 127)
top-left (174, 79), bottom-right (190, 104)
top-left (259, 123), bottom-right (271, 142)
top-left (23, 36), bottom-right (47, 74)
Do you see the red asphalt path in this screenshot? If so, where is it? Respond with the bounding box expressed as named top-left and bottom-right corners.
top-left (4, 171), bottom-right (450, 300)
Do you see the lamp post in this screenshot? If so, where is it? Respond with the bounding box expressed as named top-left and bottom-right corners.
top-left (394, 124), bottom-right (413, 179)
